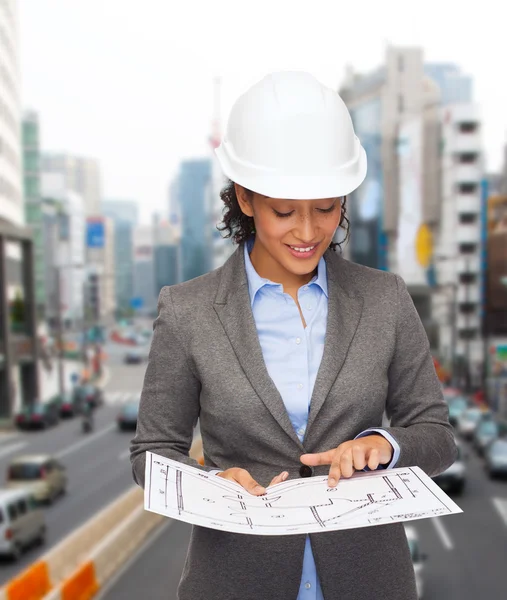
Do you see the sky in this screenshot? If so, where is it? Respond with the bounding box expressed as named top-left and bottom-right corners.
top-left (18, 0), bottom-right (507, 224)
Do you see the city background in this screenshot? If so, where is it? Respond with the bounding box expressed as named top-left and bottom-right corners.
top-left (0, 0), bottom-right (506, 598)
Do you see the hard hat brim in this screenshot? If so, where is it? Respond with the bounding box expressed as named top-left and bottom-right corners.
top-left (215, 144), bottom-right (367, 200)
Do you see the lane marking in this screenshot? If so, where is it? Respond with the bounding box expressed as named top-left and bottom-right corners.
top-left (432, 516), bottom-right (454, 550)
top-left (0, 441), bottom-right (26, 459)
top-left (56, 423), bottom-right (115, 458)
top-left (118, 448), bottom-right (130, 461)
top-left (492, 498), bottom-right (507, 527)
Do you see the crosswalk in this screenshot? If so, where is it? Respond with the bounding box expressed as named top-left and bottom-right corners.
top-left (104, 391), bottom-right (142, 405)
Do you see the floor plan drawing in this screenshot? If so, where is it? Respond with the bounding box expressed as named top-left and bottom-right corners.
top-left (144, 451), bottom-right (463, 536)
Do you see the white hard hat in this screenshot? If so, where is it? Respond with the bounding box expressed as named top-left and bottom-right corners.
top-left (215, 71), bottom-right (367, 199)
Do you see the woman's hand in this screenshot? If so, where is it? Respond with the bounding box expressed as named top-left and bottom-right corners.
top-left (300, 435), bottom-right (393, 488)
top-left (217, 468), bottom-right (289, 495)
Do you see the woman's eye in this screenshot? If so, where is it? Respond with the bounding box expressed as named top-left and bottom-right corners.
top-left (317, 205), bottom-right (336, 213)
top-left (273, 210), bottom-right (294, 218)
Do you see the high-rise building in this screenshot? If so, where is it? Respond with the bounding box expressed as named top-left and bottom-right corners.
top-left (0, 0), bottom-right (41, 415)
top-left (153, 221), bottom-right (181, 295)
top-left (22, 111), bottom-right (46, 316)
top-left (40, 173), bottom-right (86, 330)
top-left (433, 104), bottom-right (484, 385)
top-left (177, 159), bottom-right (212, 282)
top-left (41, 154), bottom-right (102, 216)
top-left (340, 46), bottom-right (485, 381)
top-left (102, 200), bottom-right (138, 314)
top-left (85, 216), bottom-right (116, 323)
top-left (133, 225), bottom-right (156, 316)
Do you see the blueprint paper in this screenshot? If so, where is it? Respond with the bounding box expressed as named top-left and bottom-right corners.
top-left (144, 451), bottom-right (463, 536)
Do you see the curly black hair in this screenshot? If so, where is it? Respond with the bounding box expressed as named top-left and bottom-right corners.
top-left (216, 179), bottom-right (350, 252)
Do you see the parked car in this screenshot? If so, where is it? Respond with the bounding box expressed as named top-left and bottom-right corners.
top-left (447, 395), bottom-right (469, 428)
top-left (405, 525), bottom-right (427, 599)
top-left (15, 400), bottom-right (60, 430)
top-left (457, 407), bottom-right (484, 440)
top-left (0, 489), bottom-right (46, 561)
top-left (6, 455), bottom-right (67, 504)
top-left (473, 417), bottom-right (500, 456)
top-left (484, 438), bottom-right (507, 479)
top-left (432, 441), bottom-right (466, 495)
top-left (58, 391), bottom-right (84, 418)
top-left (74, 384), bottom-right (104, 409)
top-left (117, 401), bottom-right (139, 431)
top-left (124, 350), bottom-right (143, 365)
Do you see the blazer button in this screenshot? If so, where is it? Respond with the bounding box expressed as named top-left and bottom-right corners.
top-left (299, 465), bottom-right (313, 478)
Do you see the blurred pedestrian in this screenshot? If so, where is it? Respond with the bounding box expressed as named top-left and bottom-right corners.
top-left (131, 71), bottom-right (457, 600)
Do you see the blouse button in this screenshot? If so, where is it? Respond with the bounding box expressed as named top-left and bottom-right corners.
top-left (299, 465), bottom-right (313, 478)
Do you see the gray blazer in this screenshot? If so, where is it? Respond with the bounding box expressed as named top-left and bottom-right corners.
top-left (131, 244), bottom-right (457, 600)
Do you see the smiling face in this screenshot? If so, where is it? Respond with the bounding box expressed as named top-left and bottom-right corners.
top-left (235, 184), bottom-right (343, 288)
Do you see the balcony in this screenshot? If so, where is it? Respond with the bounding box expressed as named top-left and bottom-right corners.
top-left (456, 285), bottom-right (480, 304)
top-left (456, 223), bottom-right (481, 245)
top-left (456, 254), bottom-right (481, 274)
top-left (454, 163), bottom-right (481, 183)
top-left (456, 192), bottom-right (481, 214)
top-left (456, 310), bottom-right (480, 331)
top-left (453, 132), bottom-right (481, 154)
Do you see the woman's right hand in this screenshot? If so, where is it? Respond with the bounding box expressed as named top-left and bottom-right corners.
top-left (217, 468), bottom-right (288, 495)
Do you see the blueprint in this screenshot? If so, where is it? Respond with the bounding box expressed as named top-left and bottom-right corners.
top-left (144, 451), bottom-right (463, 536)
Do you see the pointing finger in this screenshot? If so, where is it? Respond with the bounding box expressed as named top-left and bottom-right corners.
top-left (300, 449), bottom-right (336, 466)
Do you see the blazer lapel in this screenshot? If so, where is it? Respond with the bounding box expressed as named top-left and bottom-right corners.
top-left (306, 250), bottom-right (364, 432)
top-left (213, 246), bottom-right (304, 449)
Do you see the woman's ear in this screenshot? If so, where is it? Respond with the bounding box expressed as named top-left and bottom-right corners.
top-left (235, 183), bottom-right (254, 218)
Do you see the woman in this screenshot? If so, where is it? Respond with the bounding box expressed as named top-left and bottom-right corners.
top-left (131, 71), bottom-right (457, 600)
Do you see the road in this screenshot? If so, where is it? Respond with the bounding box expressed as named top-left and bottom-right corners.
top-left (0, 358), bottom-right (145, 586)
top-left (100, 435), bottom-right (507, 599)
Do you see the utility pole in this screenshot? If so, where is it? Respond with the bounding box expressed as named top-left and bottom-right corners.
top-left (450, 281), bottom-right (458, 388)
top-left (55, 266), bottom-right (65, 398)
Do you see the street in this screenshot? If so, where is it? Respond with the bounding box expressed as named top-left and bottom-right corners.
top-left (4, 346), bottom-right (507, 599)
top-left (0, 358), bottom-right (144, 586)
top-left (99, 382), bottom-right (507, 599)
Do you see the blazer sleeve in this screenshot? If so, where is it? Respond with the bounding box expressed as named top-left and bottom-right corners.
top-left (130, 286), bottom-right (215, 488)
top-left (380, 274), bottom-right (458, 476)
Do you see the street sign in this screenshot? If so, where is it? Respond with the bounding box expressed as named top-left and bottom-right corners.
top-left (130, 297), bottom-right (143, 310)
top-left (415, 223), bottom-right (433, 268)
top-left (86, 219), bottom-right (105, 248)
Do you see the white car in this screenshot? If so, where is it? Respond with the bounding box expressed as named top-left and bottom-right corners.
top-left (405, 525), bottom-right (426, 598)
top-left (0, 488), bottom-right (46, 560)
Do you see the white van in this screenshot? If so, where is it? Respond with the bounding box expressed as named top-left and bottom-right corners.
top-left (0, 488), bottom-right (46, 560)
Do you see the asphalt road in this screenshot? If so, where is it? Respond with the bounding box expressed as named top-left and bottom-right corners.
top-left (0, 360), bottom-right (143, 586)
top-left (100, 433), bottom-right (507, 600)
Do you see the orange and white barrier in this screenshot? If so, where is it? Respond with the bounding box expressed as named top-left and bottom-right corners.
top-left (0, 439), bottom-right (203, 600)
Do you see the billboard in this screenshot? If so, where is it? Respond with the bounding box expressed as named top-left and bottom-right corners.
top-left (86, 218), bottom-right (105, 248)
top-left (396, 117), bottom-right (429, 285)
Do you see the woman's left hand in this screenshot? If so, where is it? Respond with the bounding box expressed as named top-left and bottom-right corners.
top-left (300, 435), bottom-right (394, 488)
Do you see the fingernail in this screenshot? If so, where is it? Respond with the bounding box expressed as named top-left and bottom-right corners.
top-left (328, 478), bottom-right (336, 487)
top-left (253, 485), bottom-right (265, 494)
top-left (282, 472), bottom-right (288, 480)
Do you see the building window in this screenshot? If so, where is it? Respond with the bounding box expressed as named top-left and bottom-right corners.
top-left (398, 94), bottom-right (404, 113)
top-left (458, 122), bottom-right (478, 133)
top-left (459, 272), bottom-right (477, 285)
top-left (458, 328), bottom-right (477, 340)
top-left (458, 302), bottom-right (476, 314)
top-left (459, 242), bottom-right (477, 254)
top-left (457, 182), bottom-right (478, 194)
top-left (459, 213), bottom-right (478, 224)
top-left (458, 153), bottom-right (478, 163)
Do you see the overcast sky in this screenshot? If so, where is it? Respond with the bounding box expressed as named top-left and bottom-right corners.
top-left (18, 0), bottom-right (507, 224)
